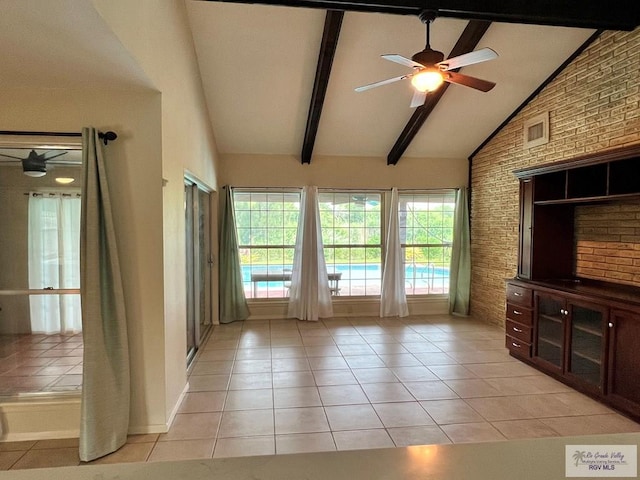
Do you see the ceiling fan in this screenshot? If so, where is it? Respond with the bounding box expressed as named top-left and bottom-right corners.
top-left (355, 11), bottom-right (498, 108)
top-left (0, 149), bottom-right (70, 177)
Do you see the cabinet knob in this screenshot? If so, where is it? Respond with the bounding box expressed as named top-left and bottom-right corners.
top-left (608, 322), bottom-right (614, 328)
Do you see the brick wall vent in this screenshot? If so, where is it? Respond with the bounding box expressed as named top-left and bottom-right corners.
top-left (524, 112), bottom-right (549, 148)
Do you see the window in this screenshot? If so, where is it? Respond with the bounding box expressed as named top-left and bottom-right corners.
top-left (28, 192), bottom-right (82, 333)
top-left (233, 189), bottom-right (301, 298)
top-left (232, 188), bottom-right (455, 300)
top-left (318, 191), bottom-right (382, 296)
top-left (399, 191), bottom-right (455, 295)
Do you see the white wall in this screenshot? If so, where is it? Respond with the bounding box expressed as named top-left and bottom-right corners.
top-left (91, 0), bottom-right (221, 427)
top-left (1, 0), bottom-right (221, 439)
top-left (0, 87), bottom-right (165, 437)
top-left (220, 154), bottom-right (468, 189)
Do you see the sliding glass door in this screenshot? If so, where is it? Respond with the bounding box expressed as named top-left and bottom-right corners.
top-left (185, 179), bottom-right (213, 365)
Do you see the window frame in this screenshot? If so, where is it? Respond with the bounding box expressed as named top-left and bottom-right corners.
top-left (398, 189), bottom-right (456, 297)
top-left (232, 187), bottom-right (302, 300)
top-left (318, 189), bottom-right (385, 297)
top-left (231, 187), bottom-right (457, 301)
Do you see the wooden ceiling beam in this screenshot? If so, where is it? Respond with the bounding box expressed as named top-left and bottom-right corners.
top-left (201, 1), bottom-right (639, 30)
top-left (302, 10), bottom-right (344, 164)
top-left (387, 20), bottom-right (491, 165)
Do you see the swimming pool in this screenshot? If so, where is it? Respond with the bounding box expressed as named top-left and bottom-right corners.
top-left (242, 263), bottom-right (450, 296)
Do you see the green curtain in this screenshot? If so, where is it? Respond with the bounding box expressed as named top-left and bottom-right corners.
top-left (449, 187), bottom-right (471, 315)
top-left (219, 186), bottom-right (249, 323)
top-left (79, 127), bottom-right (130, 461)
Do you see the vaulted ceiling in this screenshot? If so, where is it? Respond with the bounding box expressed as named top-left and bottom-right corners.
top-left (185, 1), bottom-right (622, 163)
top-left (0, 1), bottom-right (637, 166)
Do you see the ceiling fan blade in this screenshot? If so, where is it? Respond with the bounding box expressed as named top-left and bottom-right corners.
top-left (444, 71), bottom-right (496, 92)
top-left (48, 159), bottom-right (81, 165)
top-left (410, 90), bottom-right (427, 108)
top-left (381, 54), bottom-right (424, 69)
top-left (437, 48), bottom-right (498, 71)
top-left (43, 151), bottom-right (68, 161)
top-left (0, 152), bottom-right (25, 160)
top-left (355, 74), bottom-right (411, 92)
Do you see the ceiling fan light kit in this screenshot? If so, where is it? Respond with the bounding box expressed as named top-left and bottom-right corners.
top-left (23, 169), bottom-right (46, 178)
top-left (411, 69), bottom-right (444, 92)
top-left (355, 10), bottom-right (498, 107)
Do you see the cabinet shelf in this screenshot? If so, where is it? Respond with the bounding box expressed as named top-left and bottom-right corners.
top-left (539, 336), bottom-right (562, 349)
top-left (539, 313), bottom-right (562, 324)
top-left (534, 192), bottom-right (640, 206)
top-left (573, 323), bottom-right (602, 337)
top-left (573, 349), bottom-right (601, 365)
top-left (515, 144), bottom-right (640, 205)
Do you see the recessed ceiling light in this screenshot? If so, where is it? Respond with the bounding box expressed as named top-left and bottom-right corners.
top-left (55, 177), bottom-right (75, 185)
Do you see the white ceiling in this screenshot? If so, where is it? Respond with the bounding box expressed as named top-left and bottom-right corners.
top-left (0, 1), bottom-right (596, 162)
top-left (185, 2), bottom-right (596, 160)
top-left (0, 0), bottom-right (152, 90)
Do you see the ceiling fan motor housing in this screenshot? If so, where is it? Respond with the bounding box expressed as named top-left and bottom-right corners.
top-left (412, 48), bottom-right (445, 67)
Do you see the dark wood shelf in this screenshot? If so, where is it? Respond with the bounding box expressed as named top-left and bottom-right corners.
top-left (567, 163), bottom-right (608, 198)
top-left (534, 192), bottom-right (640, 205)
top-left (508, 143), bottom-right (640, 422)
top-left (524, 278), bottom-right (640, 309)
top-left (539, 336), bottom-right (563, 349)
top-left (517, 144), bottom-right (640, 205)
top-left (573, 349), bottom-right (601, 365)
top-left (573, 322), bottom-right (602, 337)
top-left (539, 313), bottom-right (562, 324)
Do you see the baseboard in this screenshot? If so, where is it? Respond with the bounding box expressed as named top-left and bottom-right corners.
top-left (247, 296), bottom-right (449, 320)
top-left (166, 382), bottom-right (189, 430)
top-left (0, 429), bottom-right (80, 442)
top-left (127, 424), bottom-right (171, 435)
top-left (128, 381), bottom-right (189, 436)
top-left (0, 395), bottom-right (81, 442)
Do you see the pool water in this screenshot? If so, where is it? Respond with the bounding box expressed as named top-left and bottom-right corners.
top-left (242, 264), bottom-right (449, 288)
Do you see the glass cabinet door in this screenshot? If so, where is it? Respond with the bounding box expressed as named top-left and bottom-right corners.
top-left (535, 293), bottom-right (565, 370)
top-left (568, 303), bottom-right (606, 390)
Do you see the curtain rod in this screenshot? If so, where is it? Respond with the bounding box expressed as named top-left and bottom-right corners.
top-left (227, 186), bottom-right (384, 192)
top-left (227, 186), bottom-right (457, 193)
top-left (23, 192), bottom-right (81, 197)
top-left (0, 130), bottom-right (118, 145)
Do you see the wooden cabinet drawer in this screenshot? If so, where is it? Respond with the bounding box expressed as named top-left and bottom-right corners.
top-left (506, 336), bottom-right (531, 358)
top-left (506, 319), bottom-right (532, 342)
top-left (506, 283), bottom-right (532, 307)
top-left (506, 303), bottom-right (532, 325)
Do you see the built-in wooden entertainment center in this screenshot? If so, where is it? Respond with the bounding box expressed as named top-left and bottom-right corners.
top-left (506, 143), bottom-right (640, 421)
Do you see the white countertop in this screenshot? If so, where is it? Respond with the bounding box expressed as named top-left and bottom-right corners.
top-left (2, 432), bottom-right (638, 480)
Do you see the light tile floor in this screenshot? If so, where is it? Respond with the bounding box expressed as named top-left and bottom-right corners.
top-left (2, 314), bottom-right (640, 470)
top-left (0, 333), bottom-right (83, 395)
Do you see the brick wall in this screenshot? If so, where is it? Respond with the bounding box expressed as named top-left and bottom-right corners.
top-left (470, 28), bottom-right (640, 326)
top-left (574, 200), bottom-right (640, 285)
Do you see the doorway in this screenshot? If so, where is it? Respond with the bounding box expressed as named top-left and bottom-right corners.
top-left (185, 178), bottom-right (213, 366)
